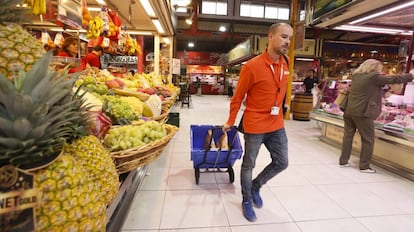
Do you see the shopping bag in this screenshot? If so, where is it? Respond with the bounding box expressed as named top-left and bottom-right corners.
top-left (216, 132), bottom-right (228, 149)
top-left (334, 89), bottom-right (349, 111)
top-left (203, 129), bottom-right (216, 150)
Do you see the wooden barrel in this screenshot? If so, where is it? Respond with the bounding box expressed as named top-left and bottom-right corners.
top-left (292, 93), bottom-right (313, 121)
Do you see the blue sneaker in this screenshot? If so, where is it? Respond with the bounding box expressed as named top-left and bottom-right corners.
top-left (242, 200), bottom-right (257, 222)
top-left (252, 190), bottom-right (263, 208)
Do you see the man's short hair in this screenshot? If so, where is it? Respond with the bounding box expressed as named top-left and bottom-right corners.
top-left (93, 45), bottom-right (103, 52)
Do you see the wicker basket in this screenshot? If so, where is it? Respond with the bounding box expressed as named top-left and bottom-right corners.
top-left (111, 124), bottom-right (178, 174)
top-left (152, 109), bottom-right (170, 123)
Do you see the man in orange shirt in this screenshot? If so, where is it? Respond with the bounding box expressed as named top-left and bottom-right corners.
top-left (222, 23), bottom-right (293, 222)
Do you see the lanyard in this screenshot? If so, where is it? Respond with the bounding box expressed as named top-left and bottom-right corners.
top-left (269, 63), bottom-right (283, 105)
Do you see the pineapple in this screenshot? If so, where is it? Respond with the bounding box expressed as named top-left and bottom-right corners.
top-left (33, 137), bottom-right (119, 232)
top-left (0, 0), bottom-right (45, 80)
top-left (0, 46), bottom-right (119, 231)
top-left (0, 52), bottom-right (81, 169)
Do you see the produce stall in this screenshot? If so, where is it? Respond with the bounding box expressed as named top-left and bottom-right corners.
top-left (0, 1), bottom-right (179, 231)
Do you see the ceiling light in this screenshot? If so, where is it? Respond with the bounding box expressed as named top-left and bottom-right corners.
top-left (95, 0), bottom-right (106, 5)
top-left (176, 6), bottom-right (188, 13)
top-left (88, 7), bottom-right (102, 12)
top-left (219, 26), bottom-right (226, 32)
top-left (334, 25), bottom-right (412, 35)
top-left (128, 31), bottom-right (153, 35)
top-left (96, 0), bottom-right (106, 5)
top-left (163, 37), bottom-right (170, 44)
top-left (185, 18), bottom-right (193, 25)
top-left (152, 19), bottom-right (165, 33)
top-left (188, 42), bottom-right (194, 47)
top-left (296, 58), bottom-right (314, 61)
top-left (350, 1), bottom-right (414, 25)
top-left (140, 0), bottom-right (156, 18)
top-left (174, 0), bottom-right (191, 7)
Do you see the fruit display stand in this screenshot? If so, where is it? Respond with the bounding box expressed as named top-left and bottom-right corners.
top-left (109, 124), bottom-right (178, 174)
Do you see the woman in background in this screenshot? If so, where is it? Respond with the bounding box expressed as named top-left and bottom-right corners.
top-left (56, 36), bottom-right (83, 73)
top-left (340, 59), bottom-right (413, 173)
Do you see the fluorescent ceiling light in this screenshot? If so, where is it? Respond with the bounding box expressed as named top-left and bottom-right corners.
top-left (140, 0), bottom-right (156, 18)
top-left (334, 25), bottom-right (412, 35)
top-left (128, 31), bottom-right (153, 35)
top-left (188, 42), bottom-right (194, 47)
top-left (174, 0), bottom-right (191, 7)
top-left (296, 58), bottom-right (314, 61)
top-left (219, 26), bottom-right (226, 32)
top-left (152, 19), bottom-right (165, 33)
top-left (176, 7), bottom-right (188, 13)
top-left (185, 18), bottom-right (193, 24)
top-left (96, 0), bottom-right (106, 5)
top-left (88, 7), bottom-right (102, 12)
top-left (350, 1), bottom-right (414, 25)
top-left (50, 28), bottom-right (87, 33)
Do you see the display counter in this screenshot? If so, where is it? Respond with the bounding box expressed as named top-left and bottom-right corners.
top-left (311, 111), bottom-right (414, 181)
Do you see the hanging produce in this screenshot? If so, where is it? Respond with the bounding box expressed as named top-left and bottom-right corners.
top-left (26, 0), bottom-right (47, 15)
top-left (81, 0), bottom-right (92, 29)
top-left (87, 16), bottom-right (103, 39)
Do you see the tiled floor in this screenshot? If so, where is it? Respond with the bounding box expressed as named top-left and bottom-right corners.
top-left (121, 95), bottom-right (414, 232)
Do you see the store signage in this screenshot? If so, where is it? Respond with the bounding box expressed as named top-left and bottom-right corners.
top-left (228, 39), bottom-right (253, 64)
top-left (187, 65), bottom-right (222, 74)
top-left (109, 56), bottom-right (138, 64)
top-left (312, 0), bottom-right (354, 23)
top-left (172, 58), bottom-right (181, 75)
top-left (295, 39), bottom-right (316, 56)
top-left (57, 0), bottom-right (83, 29)
top-left (0, 165), bottom-right (40, 232)
top-left (146, 52), bottom-right (155, 62)
top-left (176, 51), bottom-right (223, 65)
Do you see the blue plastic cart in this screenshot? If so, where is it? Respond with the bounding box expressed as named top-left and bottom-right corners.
top-left (190, 125), bottom-right (243, 184)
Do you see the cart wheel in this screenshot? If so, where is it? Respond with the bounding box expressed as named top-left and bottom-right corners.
top-left (195, 168), bottom-right (200, 184)
top-left (228, 166), bottom-right (235, 183)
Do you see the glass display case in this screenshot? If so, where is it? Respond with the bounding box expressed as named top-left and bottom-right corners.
top-left (311, 80), bottom-right (414, 181)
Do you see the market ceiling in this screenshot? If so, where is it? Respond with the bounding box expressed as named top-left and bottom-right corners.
top-left (86, 0), bottom-right (413, 53)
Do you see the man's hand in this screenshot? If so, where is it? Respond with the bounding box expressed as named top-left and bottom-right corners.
top-left (222, 122), bottom-right (232, 133)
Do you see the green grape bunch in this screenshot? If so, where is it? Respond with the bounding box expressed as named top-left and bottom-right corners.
top-left (102, 95), bottom-right (138, 125)
top-left (104, 121), bottom-right (167, 151)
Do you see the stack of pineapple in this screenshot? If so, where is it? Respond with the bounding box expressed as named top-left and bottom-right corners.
top-left (0, 1), bottom-right (120, 231)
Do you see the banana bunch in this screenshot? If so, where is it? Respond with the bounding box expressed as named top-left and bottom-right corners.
top-left (29, 0), bottom-right (46, 15)
top-left (126, 36), bottom-right (139, 55)
top-left (87, 17), bottom-right (104, 39)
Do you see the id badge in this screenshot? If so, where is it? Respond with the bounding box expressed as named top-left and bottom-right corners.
top-left (270, 106), bottom-right (280, 115)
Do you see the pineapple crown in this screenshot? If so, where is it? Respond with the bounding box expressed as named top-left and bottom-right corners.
top-left (0, 0), bottom-right (32, 24)
top-left (0, 52), bottom-right (93, 170)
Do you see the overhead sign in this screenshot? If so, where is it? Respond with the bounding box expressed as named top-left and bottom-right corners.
top-left (228, 39), bottom-right (253, 64)
top-left (295, 39), bottom-right (316, 56)
top-left (57, 0), bottom-right (83, 29)
top-left (187, 65), bottom-right (222, 74)
top-left (172, 58), bottom-right (181, 75)
top-left (176, 51), bottom-right (223, 65)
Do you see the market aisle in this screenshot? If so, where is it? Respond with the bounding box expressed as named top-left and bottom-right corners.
top-left (121, 95), bottom-right (414, 232)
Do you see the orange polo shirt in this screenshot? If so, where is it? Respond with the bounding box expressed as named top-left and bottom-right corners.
top-left (226, 51), bottom-right (289, 134)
